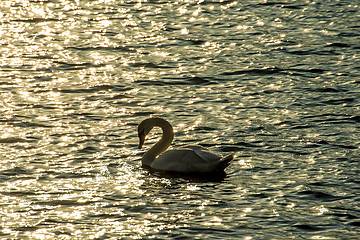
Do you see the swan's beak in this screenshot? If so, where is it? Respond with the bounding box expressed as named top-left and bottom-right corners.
top-left (138, 135), bottom-right (145, 149)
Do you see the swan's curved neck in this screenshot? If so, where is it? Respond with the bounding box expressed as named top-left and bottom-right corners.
top-left (142, 118), bottom-right (174, 166)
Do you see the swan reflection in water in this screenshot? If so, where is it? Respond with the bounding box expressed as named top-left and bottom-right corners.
top-left (137, 117), bottom-right (234, 176)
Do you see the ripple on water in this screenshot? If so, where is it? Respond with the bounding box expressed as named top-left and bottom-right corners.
top-left (0, 0), bottom-right (359, 239)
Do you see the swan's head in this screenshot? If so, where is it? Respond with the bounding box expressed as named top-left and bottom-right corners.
top-left (137, 117), bottom-right (173, 149)
top-left (137, 120), bottom-right (152, 149)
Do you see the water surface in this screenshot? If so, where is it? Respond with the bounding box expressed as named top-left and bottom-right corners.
top-left (0, 1), bottom-right (359, 239)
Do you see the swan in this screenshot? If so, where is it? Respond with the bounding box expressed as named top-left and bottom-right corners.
top-left (137, 117), bottom-right (234, 173)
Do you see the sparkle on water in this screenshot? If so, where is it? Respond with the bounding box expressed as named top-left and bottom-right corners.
top-left (0, 0), bottom-right (359, 239)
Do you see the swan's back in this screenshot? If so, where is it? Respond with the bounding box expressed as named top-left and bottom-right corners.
top-left (150, 145), bottom-right (233, 173)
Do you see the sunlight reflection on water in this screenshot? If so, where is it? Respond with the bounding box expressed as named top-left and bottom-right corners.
top-left (0, 0), bottom-right (359, 239)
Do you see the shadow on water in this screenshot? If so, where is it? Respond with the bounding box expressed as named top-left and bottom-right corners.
top-left (143, 165), bottom-right (228, 183)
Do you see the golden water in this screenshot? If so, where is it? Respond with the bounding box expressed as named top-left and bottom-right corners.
top-left (0, 1), bottom-right (359, 239)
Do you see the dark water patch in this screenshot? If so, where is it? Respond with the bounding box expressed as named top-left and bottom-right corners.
top-left (330, 143), bottom-right (358, 150)
top-left (325, 42), bottom-right (351, 48)
top-left (123, 204), bottom-right (147, 213)
top-left (135, 76), bottom-right (211, 86)
top-left (310, 86), bottom-right (349, 93)
top-left (307, 117), bottom-right (360, 126)
top-left (175, 37), bottom-right (206, 45)
top-left (300, 114), bottom-right (360, 128)
top-left (57, 84), bottom-right (116, 94)
top-left (302, 113), bottom-right (354, 121)
top-left (0, 137), bottom-right (29, 143)
top-left (220, 66), bottom-right (327, 78)
top-left (185, 76), bottom-right (211, 85)
top-left (51, 230), bottom-right (72, 238)
top-left (245, 166), bottom-right (278, 173)
top-left (128, 62), bottom-right (172, 69)
top-left (132, 111), bottom-right (155, 117)
top-left (260, 89), bottom-right (282, 95)
top-left (106, 85), bottom-right (133, 93)
top-left (13, 120), bottom-right (52, 128)
top-left (244, 125), bottom-right (266, 132)
top-left (293, 224), bottom-right (327, 232)
top-left (11, 17), bottom-right (60, 23)
top-left (347, 221), bottom-right (360, 227)
top-left (32, 104), bottom-right (61, 110)
top-left (87, 213), bottom-right (127, 219)
top-left (194, 126), bottom-right (218, 131)
top-left (220, 67), bottom-right (284, 76)
top-left (307, 181), bottom-right (345, 189)
top-left (349, 115), bottom-right (360, 123)
top-left (162, 76), bottom-right (211, 85)
top-left (38, 199), bottom-right (96, 207)
top-left (284, 49), bottom-right (338, 56)
top-left (1, 190), bottom-right (39, 197)
top-left (135, 80), bottom-right (169, 86)
top-left (53, 61), bottom-right (105, 70)
top-left (88, 84), bottom-right (116, 92)
top-left (14, 226), bottom-right (39, 232)
top-left (297, 190), bottom-right (341, 202)
top-left (338, 32), bottom-right (360, 38)
top-left (255, 1), bottom-right (306, 9)
top-left (77, 146), bottom-right (99, 154)
top-left (186, 226), bottom-right (236, 234)
top-left (288, 68), bottom-right (326, 75)
top-left (44, 218), bottom-right (68, 224)
top-left (248, 192), bottom-right (270, 199)
top-left (281, 4), bottom-right (306, 9)
top-left (321, 98), bottom-right (356, 106)
top-left (334, 157), bottom-right (354, 164)
top-left (24, 53), bottom-right (54, 60)
top-left (0, 80), bottom-right (17, 86)
top-left (69, 45), bottom-right (135, 52)
top-left (0, 166), bottom-right (34, 177)
top-left (107, 94), bottom-right (128, 100)
top-left (330, 212), bottom-right (358, 220)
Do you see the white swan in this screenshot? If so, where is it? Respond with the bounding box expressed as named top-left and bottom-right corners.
top-left (137, 117), bottom-right (234, 173)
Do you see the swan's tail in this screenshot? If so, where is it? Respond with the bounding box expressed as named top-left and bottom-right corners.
top-left (216, 153), bottom-right (235, 171)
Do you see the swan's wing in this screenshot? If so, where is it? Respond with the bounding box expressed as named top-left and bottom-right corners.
top-left (150, 146), bottom-right (229, 172)
top-left (181, 145), bottom-right (221, 163)
top-left (150, 149), bottom-right (205, 172)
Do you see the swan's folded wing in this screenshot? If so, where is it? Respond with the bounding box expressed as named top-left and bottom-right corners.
top-left (151, 149), bottom-right (212, 172)
top-left (181, 145), bottom-right (221, 163)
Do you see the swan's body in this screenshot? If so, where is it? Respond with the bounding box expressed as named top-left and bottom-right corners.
top-left (137, 117), bottom-right (234, 173)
